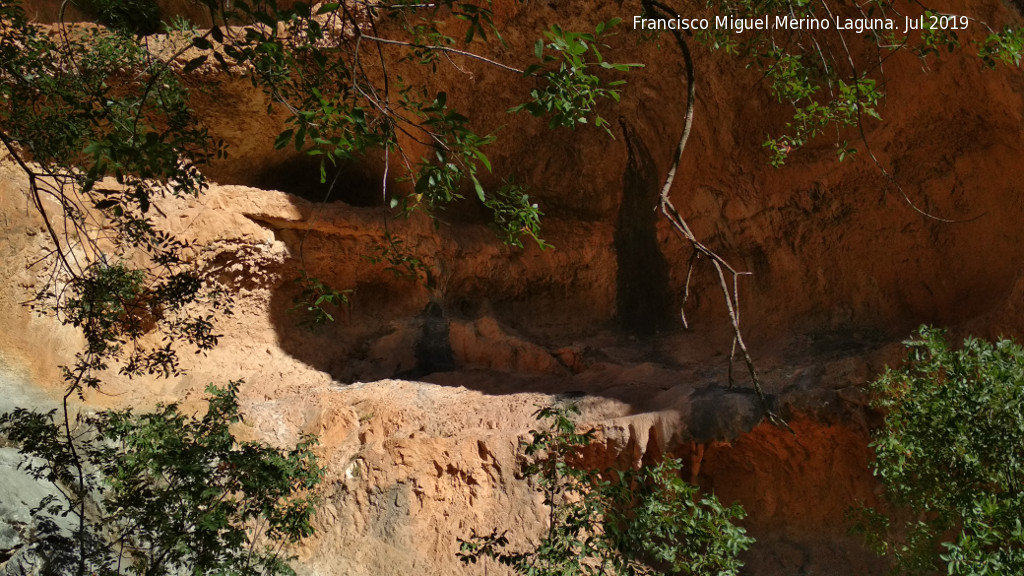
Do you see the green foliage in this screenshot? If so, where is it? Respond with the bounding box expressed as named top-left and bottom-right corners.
top-left (979, 26), bottom-right (1024, 68)
top-left (1, 8), bottom-right (213, 204)
top-left (674, 0), bottom-right (1024, 166)
top-left (62, 263), bottom-right (147, 359)
top-left (5, 0), bottom-right (1017, 572)
top-left (290, 270), bottom-right (351, 329)
top-left (1, 1), bottom-right (227, 379)
top-left (458, 405), bottom-right (753, 575)
top-left (393, 0), bottom-right (503, 62)
top-left (511, 19), bottom-right (641, 135)
top-left (190, 0), bottom-right (626, 255)
top-left (0, 5), bottom-right (335, 573)
top-left (853, 327), bottom-right (1024, 575)
top-left (0, 381), bottom-right (323, 576)
top-left (41, 259), bottom-right (222, 385)
top-left (762, 74), bottom-right (882, 167)
top-left (78, 0), bottom-right (162, 36)
top-left (484, 180), bottom-right (550, 249)
top-left (0, 8), bottom-right (637, 571)
top-left (411, 91), bottom-right (496, 212)
top-left (363, 232), bottom-right (428, 282)
top-left (173, 0), bottom-right (613, 313)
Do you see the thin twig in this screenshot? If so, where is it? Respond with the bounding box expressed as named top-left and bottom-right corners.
top-left (360, 34), bottom-right (525, 74)
top-left (642, 1), bottom-right (790, 431)
top-left (816, 0), bottom-right (978, 224)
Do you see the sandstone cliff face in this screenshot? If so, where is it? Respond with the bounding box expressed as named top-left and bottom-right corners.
top-left (2, 0), bottom-right (1023, 574)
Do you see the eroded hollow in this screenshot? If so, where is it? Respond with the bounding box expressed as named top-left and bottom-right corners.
top-left (615, 122), bottom-right (673, 335)
top-left (252, 154), bottom-right (388, 207)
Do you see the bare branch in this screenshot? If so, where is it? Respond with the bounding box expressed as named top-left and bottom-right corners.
top-left (641, 0), bottom-right (790, 430)
top-left (359, 34), bottom-right (525, 75)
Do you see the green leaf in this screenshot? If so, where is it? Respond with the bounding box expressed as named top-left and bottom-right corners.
top-left (472, 175), bottom-right (486, 202)
top-left (317, 2), bottom-right (339, 14)
top-left (274, 129), bottom-right (294, 150)
top-left (472, 149), bottom-right (491, 172)
top-left (182, 55), bottom-right (208, 73)
top-left (254, 9), bottom-right (277, 28)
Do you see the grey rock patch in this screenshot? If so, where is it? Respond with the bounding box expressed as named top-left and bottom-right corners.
top-left (0, 351), bottom-right (64, 575)
top-left (0, 447), bottom-right (70, 575)
top-left (688, 386), bottom-right (771, 443)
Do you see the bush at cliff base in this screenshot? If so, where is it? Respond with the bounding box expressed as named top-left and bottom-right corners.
top-left (854, 326), bottom-right (1024, 575)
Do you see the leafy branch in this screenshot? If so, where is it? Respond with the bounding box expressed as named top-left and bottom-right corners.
top-left (0, 381), bottom-right (324, 576)
top-left (512, 19), bottom-right (642, 136)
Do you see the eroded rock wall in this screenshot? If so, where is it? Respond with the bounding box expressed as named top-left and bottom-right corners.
top-left (2, 0), bottom-right (1023, 574)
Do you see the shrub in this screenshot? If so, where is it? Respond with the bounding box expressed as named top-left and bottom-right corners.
top-left (458, 405), bottom-right (754, 575)
top-left (0, 381), bottom-right (323, 576)
top-left (853, 327), bottom-right (1024, 575)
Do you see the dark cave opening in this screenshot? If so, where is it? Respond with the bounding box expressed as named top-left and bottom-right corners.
top-left (253, 154), bottom-right (388, 207)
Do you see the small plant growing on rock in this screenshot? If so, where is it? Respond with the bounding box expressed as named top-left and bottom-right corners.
top-left (458, 405), bottom-right (754, 575)
top-left (852, 327), bottom-right (1024, 575)
top-left (291, 270), bottom-right (352, 330)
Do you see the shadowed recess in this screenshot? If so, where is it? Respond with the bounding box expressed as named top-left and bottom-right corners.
top-left (255, 154), bottom-right (388, 207)
top-left (616, 122), bottom-right (673, 335)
